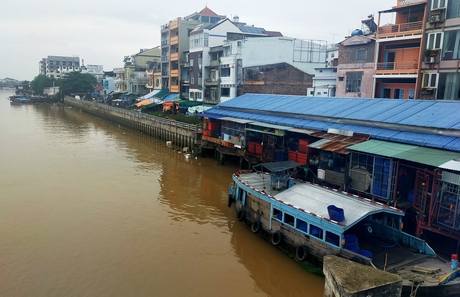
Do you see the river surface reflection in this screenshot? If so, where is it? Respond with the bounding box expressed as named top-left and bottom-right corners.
top-left (0, 89), bottom-right (324, 297)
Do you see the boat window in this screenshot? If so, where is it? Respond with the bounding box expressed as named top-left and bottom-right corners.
top-left (310, 224), bottom-right (323, 239)
top-left (284, 213), bottom-right (294, 226)
top-left (296, 219), bottom-right (308, 233)
top-left (273, 208), bottom-right (283, 220)
top-left (325, 231), bottom-right (340, 246)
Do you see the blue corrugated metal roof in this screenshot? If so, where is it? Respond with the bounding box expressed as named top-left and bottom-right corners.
top-left (203, 93), bottom-right (460, 151)
top-left (216, 94), bottom-right (460, 131)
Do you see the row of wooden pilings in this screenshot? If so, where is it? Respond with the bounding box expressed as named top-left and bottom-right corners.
top-left (63, 97), bottom-right (200, 155)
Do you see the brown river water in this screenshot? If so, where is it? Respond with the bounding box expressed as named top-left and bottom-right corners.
top-left (0, 89), bottom-right (324, 297)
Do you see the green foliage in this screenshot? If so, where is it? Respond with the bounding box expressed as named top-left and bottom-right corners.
top-left (59, 72), bottom-right (98, 96)
top-left (30, 74), bottom-right (53, 95)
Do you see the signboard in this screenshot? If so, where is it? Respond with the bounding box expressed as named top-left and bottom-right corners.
top-left (86, 65), bottom-right (103, 73)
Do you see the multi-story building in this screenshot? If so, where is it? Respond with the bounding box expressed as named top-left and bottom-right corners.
top-left (423, 0), bottom-right (460, 100)
top-left (308, 45), bottom-right (339, 97)
top-left (38, 56), bottom-right (81, 79)
top-left (113, 48), bottom-right (161, 94)
top-left (373, 0), bottom-right (427, 99)
top-left (336, 34), bottom-right (376, 98)
top-left (219, 37), bottom-right (327, 102)
top-left (160, 7), bottom-right (226, 96)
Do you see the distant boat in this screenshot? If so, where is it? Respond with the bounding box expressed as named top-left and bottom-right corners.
top-left (9, 95), bottom-right (30, 104)
top-left (228, 161), bottom-right (460, 297)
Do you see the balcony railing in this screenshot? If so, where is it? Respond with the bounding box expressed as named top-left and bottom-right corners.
top-left (397, 0), bottom-right (426, 6)
top-left (205, 79), bottom-right (219, 86)
top-left (376, 61), bottom-right (418, 73)
top-left (378, 21), bottom-right (423, 37)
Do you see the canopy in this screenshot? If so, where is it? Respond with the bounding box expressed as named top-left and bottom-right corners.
top-left (136, 99), bottom-right (153, 107)
top-left (256, 161), bottom-right (300, 173)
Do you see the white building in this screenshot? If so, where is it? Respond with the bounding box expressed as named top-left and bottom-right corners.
top-left (307, 44), bottom-right (339, 97)
top-left (219, 37), bottom-right (327, 102)
top-left (38, 56), bottom-right (81, 79)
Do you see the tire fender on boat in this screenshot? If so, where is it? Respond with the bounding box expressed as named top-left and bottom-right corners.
top-left (271, 231), bottom-right (282, 246)
top-left (251, 220), bottom-right (261, 233)
top-left (227, 195), bottom-right (234, 208)
top-left (295, 245), bottom-right (309, 261)
top-left (237, 209), bottom-right (246, 221)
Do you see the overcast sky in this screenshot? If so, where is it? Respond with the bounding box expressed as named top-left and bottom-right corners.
top-left (1, 0), bottom-right (397, 81)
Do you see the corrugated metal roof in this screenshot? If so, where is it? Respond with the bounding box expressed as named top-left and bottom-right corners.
top-left (348, 140), bottom-right (460, 168)
top-left (208, 94), bottom-right (460, 151)
top-left (216, 94), bottom-right (460, 130)
top-left (219, 117), bottom-right (253, 124)
top-left (308, 131), bottom-right (370, 154)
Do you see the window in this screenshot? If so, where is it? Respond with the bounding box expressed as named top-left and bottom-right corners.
top-left (447, 0), bottom-right (460, 19)
top-left (220, 67), bottom-right (230, 77)
top-left (432, 0), bottom-right (447, 10)
top-left (221, 87), bottom-right (230, 97)
top-left (437, 72), bottom-right (460, 100)
top-left (284, 213), bottom-right (294, 226)
top-left (296, 219), bottom-right (308, 232)
top-left (309, 224), bottom-right (323, 239)
top-left (427, 32), bottom-right (443, 49)
top-left (346, 72), bottom-right (362, 92)
top-left (191, 77), bottom-right (194, 84)
top-left (325, 232), bottom-right (340, 246)
top-left (442, 30), bottom-right (460, 60)
top-left (338, 77), bottom-right (344, 81)
top-left (356, 49), bottom-right (367, 60)
top-left (423, 73), bottom-right (438, 88)
top-left (273, 208), bottom-right (283, 220)
top-left (190, 58), bottom-right (194, 67)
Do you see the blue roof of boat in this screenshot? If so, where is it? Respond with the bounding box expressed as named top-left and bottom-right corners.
top-left (204, 94), bottom-right (460, 151)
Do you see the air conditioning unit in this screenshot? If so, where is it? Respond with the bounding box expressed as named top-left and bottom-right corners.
top-left (425, 57), bottom-right (435, 64)
top-left (430, 14), bottom-right (443, 23)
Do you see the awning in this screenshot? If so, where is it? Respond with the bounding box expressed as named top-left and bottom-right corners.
top-left (256, 161), bottom-right (300, 173)
top-left (136, 99), bottom-right (153, 107)
top-left (348, 140), bottom-right (460, 168)
top-left (246, 121), bottom-right (291, 136)
top-left (219, 117), bottom-right (253, 124)
top-left (138, 90), bottom-right (160, 100)
top-left (440, 158), bottom-right (460, 172)
top-left (153, 88), bottom-right (169, 100)
top-left (176, 99), bottom-right (202, 107)
top-left (163, 93), bottom-right (180, 102)
top-left (308, 131), bottom-right (370, 154)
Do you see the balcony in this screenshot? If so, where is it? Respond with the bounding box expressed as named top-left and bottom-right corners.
top-left (170, 53), bottom-right (179, 61)
top-left (114, 68), bottom-right (124, 74)
top-left (161, 40), bottom-right (169, 47)
top-left (170, 85), bottom-right (180, 93)
top-left (170, 20), bottom-right (178, 30)
top-left (375, 61), bottom-right (418, 74)
top-left (205, 79), bottom-right (219, 86)
top-left (378, 21), bottom-right (423, 38)
top-left (170, 36), bottom-right (179, 45)
top-left (204, 97), bottom-right (219, 104)
top-left (170, 69), bottom-right (179, 76)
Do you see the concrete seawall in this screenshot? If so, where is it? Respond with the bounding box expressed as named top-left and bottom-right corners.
top-left (64, 97), bottom-right (201, 153)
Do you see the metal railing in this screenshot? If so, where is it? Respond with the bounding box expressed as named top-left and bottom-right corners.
top-left (378, 21), bottom-right (423, 36)
top-left (65, 97), bottom-right (200, 132)
top-left (376, 61), bottom-right (418, 71)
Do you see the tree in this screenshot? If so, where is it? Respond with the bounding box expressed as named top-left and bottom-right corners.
top-left (59, 71), bottom-right (98, 96)
top-left (30, 74), bottom-right (53, 95)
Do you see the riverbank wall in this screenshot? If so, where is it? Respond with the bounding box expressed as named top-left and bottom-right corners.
top-left (64, 97), bottom-right (201, 152)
